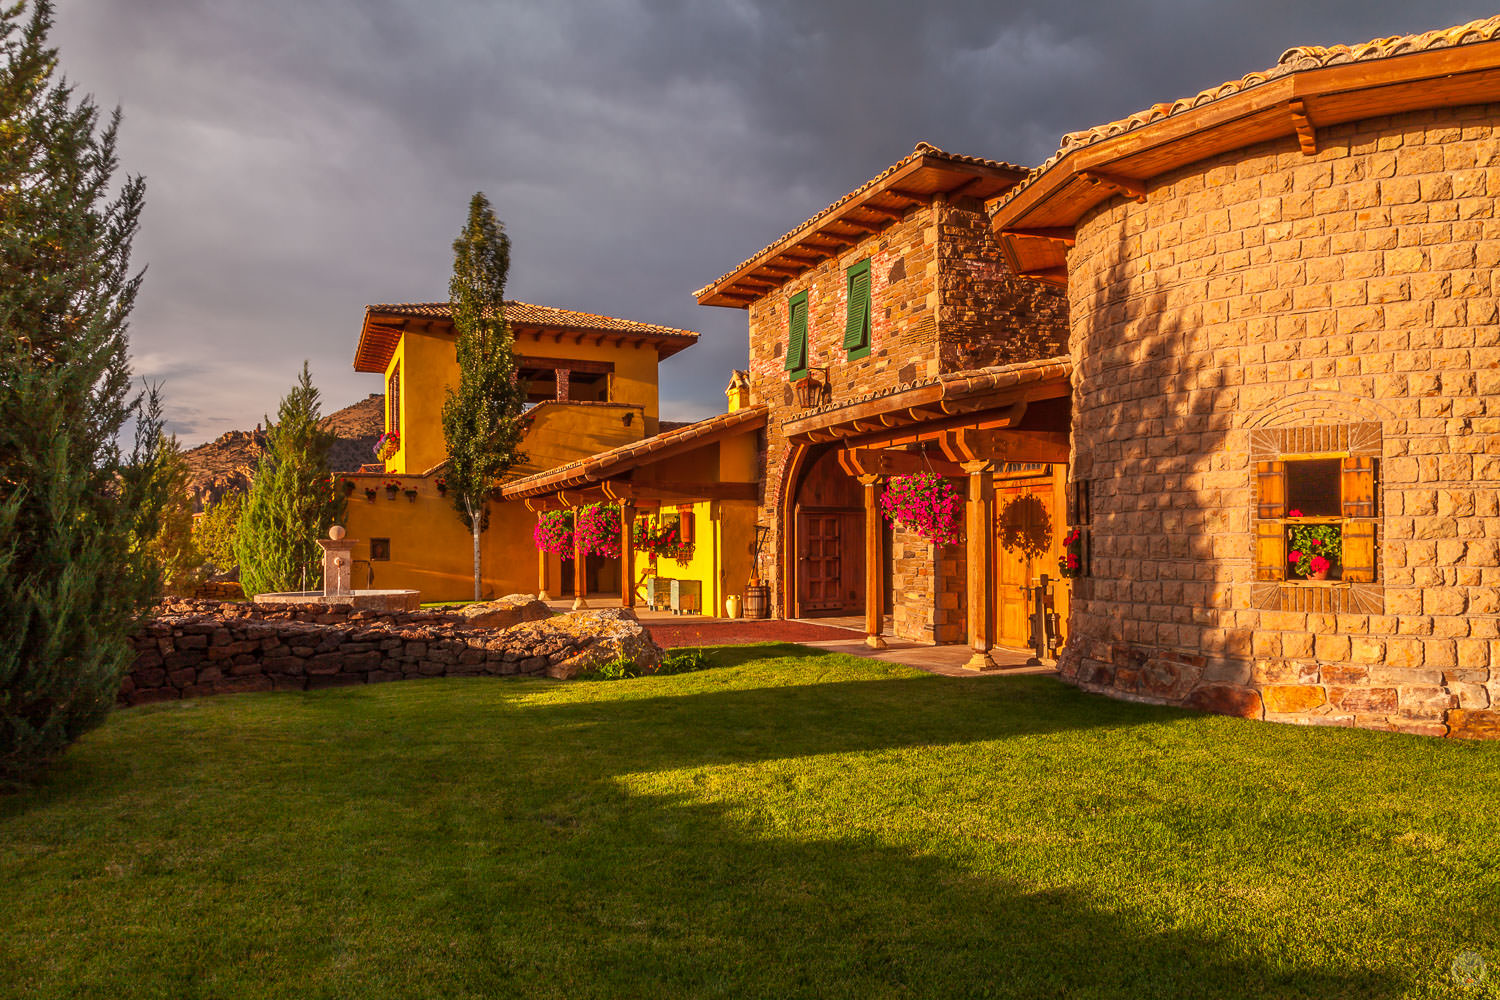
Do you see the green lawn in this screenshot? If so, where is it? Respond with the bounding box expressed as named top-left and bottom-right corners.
top-left (4, 646), bottom-right (1499, 999)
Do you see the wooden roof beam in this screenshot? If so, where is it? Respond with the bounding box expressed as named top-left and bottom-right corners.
top-left (861, 204), bottom-right (906, 222)
top-left (884, 187), bottom-right (928, 204)
top-left (1288, 98), bottom-right (1318, 155)
top-left (998, 227), bottom-right (1075, 247)
top-left (1080, 170), bottom-right (1147, 203)
top-left (1018, 266), bottom-right (1069, 285)
top-left (835, 217), bottom-right (881, 233)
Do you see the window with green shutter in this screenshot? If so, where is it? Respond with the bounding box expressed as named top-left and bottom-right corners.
top-left (785, 290), bottom-right (809, 378)
top-left (844, 259), bottom-right (871, 359)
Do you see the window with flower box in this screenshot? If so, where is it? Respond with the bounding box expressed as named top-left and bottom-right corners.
top-left (1250, 421), bottom-right (1382, 613)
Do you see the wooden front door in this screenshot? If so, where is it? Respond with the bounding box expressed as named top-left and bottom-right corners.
top-left (994, 473), bottom-right (1063, 650)
top-left (799, 513), bottom-right (845, 613)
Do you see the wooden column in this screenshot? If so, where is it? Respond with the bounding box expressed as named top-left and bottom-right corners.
top-left (537, 546), bottom-right (551, 602)
top-left (963, 460), bottom-right (996, 671)
top-left (858, 474), bottom-right (887, 649)
top-left (572, 508), bottom-right (588, 610)
top-left (620, 501), bottom-right (636, 610)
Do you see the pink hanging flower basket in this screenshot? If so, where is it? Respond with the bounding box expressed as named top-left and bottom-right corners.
top-left (533, 510), bottom-right (574, 559)
top-left (879, 472), bottom-right (962, 545)
top-left (575, 503), bottom-right (621, 559)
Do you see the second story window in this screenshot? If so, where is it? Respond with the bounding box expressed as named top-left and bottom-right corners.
top-left (844, 258), bottom-right (871, 360)
top-left (785, 290), bottom-right (809, 380)
top-left (387, 364), bottom-right (401, 438)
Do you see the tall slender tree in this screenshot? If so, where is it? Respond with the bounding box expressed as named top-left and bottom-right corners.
top-left (234, 363), bottom-right (343, 596)
top-left (441, 193), bottom-right (526, 601)
top-left (0, 0), bottom-right (160, 781)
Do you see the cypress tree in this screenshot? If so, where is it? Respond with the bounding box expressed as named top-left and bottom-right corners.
top-left (0, 0), bottom-right (158, 781)
top-left (234, 363), bottom-right (344, 596)
top-left (441, 193), bottom-right (526, 601)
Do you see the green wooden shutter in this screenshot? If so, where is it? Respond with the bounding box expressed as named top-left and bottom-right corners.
top-left (785, 292), bottom-right (808, 373)
top-left (843, 260), bottom-right (871, 355)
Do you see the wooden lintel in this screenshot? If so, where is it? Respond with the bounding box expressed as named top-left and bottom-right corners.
top-left (841, 447), bottom-right (965, 479)
top-left (622, 480), bottom-right (758, 502)
top-left (1288, 98), bottom-right (1317, 155)
top-left (523, 497), bottom-right (568, 513)
top-left (1019, 266), bottom-right (1069, 285)
top-left (1080, 170), bottom-right (1147, 203)
top-left (999, 227), bottom-right (1075, 247)
top-left (937, 428), bottom-right (1069, 466)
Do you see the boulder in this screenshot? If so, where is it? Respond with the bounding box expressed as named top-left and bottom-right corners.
top-left (498, 608), bottom-right (663, 680)
top-left (454, 597), bottom-right (552, 629)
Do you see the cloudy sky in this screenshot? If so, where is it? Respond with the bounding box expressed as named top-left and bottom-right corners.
top-left (55, 0), bottom-right (1492, 444)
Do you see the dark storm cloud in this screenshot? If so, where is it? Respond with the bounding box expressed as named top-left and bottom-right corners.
top-left (52, 0), bottom-right (1494, 441)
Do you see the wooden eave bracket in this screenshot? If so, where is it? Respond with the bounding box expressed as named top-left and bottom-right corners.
top-left (1079, 170), bottom-right (1147, 203)
top-left (1288, 98), bottom-right (1317, 155)
top-left (998, 227), bottom-right (1075, 247)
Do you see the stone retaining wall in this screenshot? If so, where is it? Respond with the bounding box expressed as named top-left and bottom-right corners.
top-left (122, 601), bottom-right (659, 705)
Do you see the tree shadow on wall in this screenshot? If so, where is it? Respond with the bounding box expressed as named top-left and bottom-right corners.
top-left (997, 493), bottom-right (1053, 561)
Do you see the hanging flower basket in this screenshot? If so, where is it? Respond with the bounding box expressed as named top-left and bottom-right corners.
top-left (374, 430), bottom-right (401, 461)
top-left (575, 503), bottom-right (621, 559)
top-left (384, 479), bottom-right (401, 498)
top-left (879, 472), bottom-right (961, 545)
top-left (533, 510), bottom-right (574, 559)
top-left (364, 487), bottom-right (377, 502)
top-left (633, 517), bottom-right (693, 562)
top-left (435, 476), bottom-right (448, 496)
top-left (340, 478), bottom-right (357, 495)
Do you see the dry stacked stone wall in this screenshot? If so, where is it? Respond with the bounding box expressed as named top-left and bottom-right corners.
top-left (1062, 103), bottom-right (1500, 738)
top-left (746, 195), bottom-right (1066, 631)
top-left (121, 600), bottom-right (653, 704)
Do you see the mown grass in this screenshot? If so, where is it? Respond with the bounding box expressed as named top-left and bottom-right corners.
top-left (3, 644), bottom-right (1499, 999)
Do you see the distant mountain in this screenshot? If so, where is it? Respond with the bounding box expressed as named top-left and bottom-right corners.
top-left (183, 394), bottom-right (384, 511)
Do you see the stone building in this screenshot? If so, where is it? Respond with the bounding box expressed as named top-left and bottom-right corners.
top-left (697, 144), bottom-right (1071, 662)
top-left (989, 17), bottom-right (1500, 736)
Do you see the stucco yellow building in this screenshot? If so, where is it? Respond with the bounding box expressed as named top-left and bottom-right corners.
top-left (341, 300), bottom-right (704, 602)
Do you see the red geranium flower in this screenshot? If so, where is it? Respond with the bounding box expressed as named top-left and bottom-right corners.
top-left (1310, 555), bottom-right (1331, 574)
top-left (1287, 508), bottom-right (1304, 518)
top-left (1288, 550), bottom-right (1302, 563)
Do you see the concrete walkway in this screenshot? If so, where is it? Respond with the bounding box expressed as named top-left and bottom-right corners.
top-left (542, 595), bottom-right (1058, 679)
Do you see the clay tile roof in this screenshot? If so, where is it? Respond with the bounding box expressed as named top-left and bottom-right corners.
top-left (694, 142), bottom-right (1029, 305)
top-left (355, 300), bottom-right (700, 372)
top-left (781, 357), bottom-right (1071, 439)
top-left (990, 15), bottom-right (1500, 215)
top-left (502, 404), bottom-right (768, 499)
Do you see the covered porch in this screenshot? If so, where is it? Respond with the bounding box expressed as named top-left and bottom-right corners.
top-left (501, 402), bottom-right (767, 619)
top-left (779, 357), bottom-right (1073, 671)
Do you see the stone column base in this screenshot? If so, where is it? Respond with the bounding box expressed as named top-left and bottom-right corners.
top-left (964, 650), bottom-right (999, 672)
top-left (865, 635), bottom-right (888, 650)
top-left (572, 598), bottom-right (588, 610)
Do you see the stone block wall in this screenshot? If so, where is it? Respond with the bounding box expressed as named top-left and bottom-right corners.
top-left (120, 601), bottom-right (658, 704)
top-left (1061, 103), bottom-right (1500, 737)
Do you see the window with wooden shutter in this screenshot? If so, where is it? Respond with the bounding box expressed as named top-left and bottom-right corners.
top-left (843, 259), bottom-right (871, 359)
top-left (387, 364), bottom-right (402, 438)
top-left (1341, 520), bottom-right (1378, 582)
top-left (1340, 457), bottom-right (1377, 518)
top-left (1255, 460), bottom-right (1286, 519)
top-left (785, 291), bottom-right (809, 376)
top-left (1255, 521), bottom-right (1286, 581)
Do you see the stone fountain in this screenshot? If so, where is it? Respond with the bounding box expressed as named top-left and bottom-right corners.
top-left (252, 525), bottom-right (421, 611)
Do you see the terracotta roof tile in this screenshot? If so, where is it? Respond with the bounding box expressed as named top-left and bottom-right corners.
top-left (991, 16), bottom-right (1500, 215)
top-left (694, 143), bottom-right (1028, 300)
top-left (366, 300), bottom-right (700, 340)
top-left (503, 404), bottom-right (768, 498)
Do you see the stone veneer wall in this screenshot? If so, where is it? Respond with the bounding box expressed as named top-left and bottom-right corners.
top-left (888, 529), bottom-right (967, 643)
top-left (1061, 103), bottom-right (1500, 738)
top-left (747, 196), bottom-right (1067, 628)
top-left (121, 601), bottom-right (634, 704)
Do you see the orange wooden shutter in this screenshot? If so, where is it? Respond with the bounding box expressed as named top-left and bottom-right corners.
top-left (1340, 456), bottom-right (1377, 518)
top-left (1256, 461), bottom-right (1286, 519)
top-left (1256, 521), bottom-right (1286, 581)
top-left (1342, 521), bottom-right (1377, 582)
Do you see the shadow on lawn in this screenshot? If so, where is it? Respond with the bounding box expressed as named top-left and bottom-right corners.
top-left (2, 650), bottom-right (1407, 998)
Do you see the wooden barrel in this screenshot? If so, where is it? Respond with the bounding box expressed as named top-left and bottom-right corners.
top-left (743, 584), bottom-right (770, 619)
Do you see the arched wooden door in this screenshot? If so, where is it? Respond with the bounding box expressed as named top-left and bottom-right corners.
top-left (791, 447), bottom-right (865, 617)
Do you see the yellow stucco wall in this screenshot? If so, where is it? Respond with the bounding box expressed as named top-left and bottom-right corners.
top-left (635, 499), bottom-right (757, 617)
